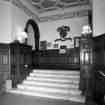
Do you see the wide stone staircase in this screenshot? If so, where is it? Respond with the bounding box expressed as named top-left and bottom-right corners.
top-left (10, 69), bottom-right (85, 103)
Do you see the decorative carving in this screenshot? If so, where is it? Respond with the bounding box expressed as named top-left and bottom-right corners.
top-left (55, 37), bottom-right (72, 42)
top-left (40, 10), bottom-right (88, 23)
top-left (3, 0), bottom-right (89, 23)
top-left (40, 41), bottom-right (47, 50)
top-left (26, 0), bottom-right (88, 13)
top-left (55, 25), bottom-right (72, 42)
top-left (3, 0), bottom-right (39, 22)
top-left (57, 25), bottom-right (70, 38)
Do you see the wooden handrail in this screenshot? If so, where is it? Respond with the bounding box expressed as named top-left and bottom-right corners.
top-left (99, 70), bottom-right (105, 77)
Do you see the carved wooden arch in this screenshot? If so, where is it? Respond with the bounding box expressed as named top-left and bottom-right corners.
top-left (25, 19), bottom-right (40, 51)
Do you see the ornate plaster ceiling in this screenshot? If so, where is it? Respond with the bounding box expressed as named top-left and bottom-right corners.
top-left (26, 0), bottom-right (88, 13)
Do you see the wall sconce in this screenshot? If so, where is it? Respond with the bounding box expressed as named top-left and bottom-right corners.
top-left (81, 25), bottom-right (92, 38)
top-left (82, 25), bottom-right (92, 35)
top-left (15, 32), bottom-right (28, 44)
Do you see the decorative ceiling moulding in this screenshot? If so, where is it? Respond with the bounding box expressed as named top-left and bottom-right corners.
top-left (40, 9), bottom-right (89, 23)
top-left (26, 0), bottom-right (89, 14)
top-left (3, 0), bottom-right (40, 22)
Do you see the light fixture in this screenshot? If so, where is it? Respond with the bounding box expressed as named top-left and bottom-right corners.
top-left (82, 25), bottom-right (92, 35)
top-left (15, 32), bottom-right (28, 43)
top-left (17, 32), bottom-right (28, 38)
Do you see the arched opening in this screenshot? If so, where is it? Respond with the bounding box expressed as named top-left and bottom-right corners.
top-left (25, 19), bottom-right (40, 51)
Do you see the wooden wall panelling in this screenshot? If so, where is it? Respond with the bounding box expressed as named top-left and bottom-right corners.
top-left (32, 48), bottom-right (80, 70)
top-left (80, 34), bottom-right (93, 97)
top-left (73, 51), bottom-right (80, 64)
top-left (10, 43), bottom-right (32, 87)
top-left (0, 46), bottom-right (2, 93)
top-left (92, 34), bottom-right (105, 105)
top-left (0, 44), bottom-right (10, 93)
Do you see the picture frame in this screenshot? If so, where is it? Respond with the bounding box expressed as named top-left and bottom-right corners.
top-left (59, 45), bottom-right (67, 53)
top-left (74, 37), bottom-right (80, 48)
top-left (40, 41), bottom-right (47, 50)
top-left (53, 44), bottom-right (58, 49)
top-left (47, 42), bottom-right (51, 47)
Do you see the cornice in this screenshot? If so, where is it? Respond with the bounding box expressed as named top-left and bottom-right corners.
top-left (3, 0), bottom-right (40, 22)
top-left (40, 9), bottom-right (89, 23)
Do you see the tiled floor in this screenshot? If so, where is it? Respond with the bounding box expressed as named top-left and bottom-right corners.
top-left (0, 93), bottom-right (85, 105)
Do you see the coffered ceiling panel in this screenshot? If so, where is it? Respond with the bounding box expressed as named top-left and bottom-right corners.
top-left (26, 0), bottom-right (88, 13)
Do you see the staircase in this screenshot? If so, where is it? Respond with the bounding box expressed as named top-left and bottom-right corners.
top-left (10, 69), bottom-right (85, 103)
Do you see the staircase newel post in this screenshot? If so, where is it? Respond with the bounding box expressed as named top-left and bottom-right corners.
top-left (79, 26), bottom-right (93, 103)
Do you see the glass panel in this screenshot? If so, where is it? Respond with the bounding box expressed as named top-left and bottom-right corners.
top-left (74, 56), bottom-right (78, 64)
top-left (84, 51), bottom-right (90, 65)
top-left (3, 55), bottom-right (9, 65)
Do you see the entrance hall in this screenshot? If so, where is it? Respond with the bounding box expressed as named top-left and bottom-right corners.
top-left (0, 0), bottom-right (105, 105)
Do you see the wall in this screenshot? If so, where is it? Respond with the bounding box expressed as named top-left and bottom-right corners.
top-left (0, 1), bottom-right (11, 43)
top-left (27, 24), bottom-right (35, 50)
top-left (11, 4), bottom-right (38, 50)
top-left (93, 0), bottom-right (105, 36)
top-left (11, 4), bottom-right (31, 41)
top-left (39, 16), bottom-right (88, 49)
top-left (0, 0), bottom-right (37, 50)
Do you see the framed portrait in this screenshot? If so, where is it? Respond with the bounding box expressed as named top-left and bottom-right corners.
top-left (40, 41), bottom-right (47, 50)
top-left (47, 42), bottom-right (51, 47)
top-left (59, 45), bottom-right (67, 53)
top-left (53, 44), bottom-right (58, 49)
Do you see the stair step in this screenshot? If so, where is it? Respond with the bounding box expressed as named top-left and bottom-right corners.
top-left (30, 73), bottom-right (80, 79)
top-left (11, 89), bottom-right (85, 103)
top-left (10, 69), bottom-right (85, 103)
top-left (23, 80), bottom-right (79, 89)
top-left (27, 76), bottom-right (79, 84)
top-left (17, 84), bottom-right (81, 95)
top-left (24, 79), bottom-right (79, 85)
top-left (33, 70), bottom-right (80, 75)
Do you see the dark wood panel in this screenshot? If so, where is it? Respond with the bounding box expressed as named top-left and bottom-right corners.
top-left (10, 43), bottom-right (32, 87)
top-left (0, 44), bottom-right (10, 93)
top-left (79, 34), bottom-right (93, 96)
top-left (32, 48), bottom-right (80, 70)
top-left (92, 34), bottom-right (105, 105)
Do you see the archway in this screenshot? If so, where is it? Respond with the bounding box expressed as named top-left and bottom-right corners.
top-left (25, 19), bottom-right (40, 51)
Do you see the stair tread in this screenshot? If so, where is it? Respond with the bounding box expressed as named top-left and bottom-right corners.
top-left (27, 76), bottom-right (79, 82)
top-left (10, 69), bottom-right (85, 103)
top-left (11, 88), bottom-right (85, 101)
top-left (33, 70), bottom-right (80, 74)
top-left (26, 78), bottom-right (79, 84)
top-left (17, 84), bottom-right (81, 94)
top-left (23, 80), bottom-right (79, 84)
top-left (11, 89), bottom-right (85, 102)
top-left (30, 73), bottom-right (80, 78)
top-left (21, 83), bottom-right (79, 90)
top-left (23, 80), bottom-right (79, 88)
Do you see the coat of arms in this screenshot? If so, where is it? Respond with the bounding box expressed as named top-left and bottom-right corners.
top-left (55, 25), bottom-right (72, 42)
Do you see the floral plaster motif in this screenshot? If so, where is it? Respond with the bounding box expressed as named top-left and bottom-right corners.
top-left (3, 0), bottom-right (39, 22)
top-left (40, 10), bottom-right (88, 22)
top-left (3, 0), bottom-right (89, 23)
